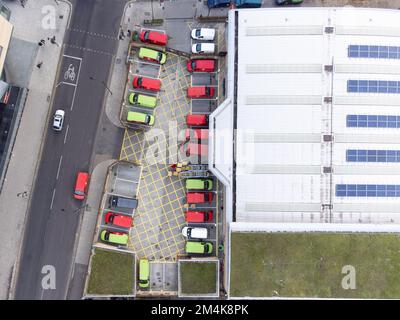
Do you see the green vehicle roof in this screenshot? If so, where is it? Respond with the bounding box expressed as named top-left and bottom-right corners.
top-left (139, 47), bottom-right (166, 64)
top-left (185, 241), bottom-right (213, 254)
top-left (127, 111), bottom-right (155, 126)
top-left (100, 230), bottom-right (128, 245)
top-left (129, 93), bottom-right (157, 108)
top-left (186, 179), bottom-right (213, 190)
top-left (139, 259), bottom-right (150, 288)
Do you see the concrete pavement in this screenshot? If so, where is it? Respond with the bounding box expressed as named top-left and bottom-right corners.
top-left (0, 0), bottom-right (71, 300)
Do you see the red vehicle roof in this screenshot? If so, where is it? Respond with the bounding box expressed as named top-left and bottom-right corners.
top-left (133, 76), bottom-right (161, 91)
top-left (182, 142), bottom-right (208, 156)
top-left (74, 172), bottom-right (89, 200)
top-left (186, 192), bottom-right (213, 204)
top-left (186, 114), bottom-right (208, 127)
top-left (187, 59), bottom-right (216, 73)
top-left (185, 128), bottom-right (209, 141)
top-left (187, 86), bottom-right (215, 99)
top-left (140, 30), bottom-right (168, 46)
top-left (186, 210), bottom-right (213, 223)
top-left (105, 212), bottom-right (133, 228)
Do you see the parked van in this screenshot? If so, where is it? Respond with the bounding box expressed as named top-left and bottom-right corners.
top-left (191, 43), bottom-right (215, 54)
top-left (185, 241), bottom-right (213, 254)
top-left (186, 179), bottom-right (213, 191)
top-left (185, 129), bottom-right (209, 141)
top-left (127, 111), bottom-right (155, 126)
top-left (104, 212), bottom-right (133, 228)
top-left (182, 227), bottom-right (208, 239)
top-left (191, 28), bottom-right (216, 41)
top-left (187, 59), bottom-right (216, 73)
top-left (186, 114), bottom-right (208, 127)
top-left (74, 172), bottom-right (90, 200)
top-left (186, 192), bottom-right (213, 204)
top-left (132, 76), bottom-right (161, 92)
top-left (186, 210), bottom-right (214, 223)
top-left (109, 195), bottom-right (138, 210)
top-left (139, 258), bottom-right (150, 288)
top-left (129, 93), bottom-right (157, 108)
top-left (182, 142), bottom-right (208, 157)
top-left (139, 30), bottom-right (168, 46)
top-left (139, 47), bottom-right (167, 65)
top-left (187, 86), bottom-right (215, 99)
top-left (100, 230), bottom-right (129, 245)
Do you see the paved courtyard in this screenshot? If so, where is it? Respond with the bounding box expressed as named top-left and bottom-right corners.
top-left (120, 53), bottom-right (190, 261)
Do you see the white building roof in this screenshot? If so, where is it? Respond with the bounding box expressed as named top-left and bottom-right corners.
top-left (209, 7), bottom-right (400, 226)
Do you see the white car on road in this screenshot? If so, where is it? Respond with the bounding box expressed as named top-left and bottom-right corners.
top-left (191, 43), bottom-right (215, 54)
top-left (52, 109), bottom-right (65, 131)
top-left (191, 28), bottom-right (215, 41)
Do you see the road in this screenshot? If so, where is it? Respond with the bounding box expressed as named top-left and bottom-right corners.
top-left (14, 0), bottom-right (127, 300)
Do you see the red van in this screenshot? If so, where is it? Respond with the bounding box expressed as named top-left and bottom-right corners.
top-left (74, 172), bottom-right (89, 200)
top-left (132, 76), bottom-right (161, 92)
top-left (139, 30), bottom-right (168, 46)
top-left (185, 128), bottom-right (209, 141)
top-left (105, 212), bottom-right (133, 228)
top-left (187, 59), bottom-right (216, 73)
top-left (187, 86), bottom-right (215, 99)
top-left (186, 114), bottom-right (208, 127)
top-left (187, 192), bottom-right (213, 204)
top-left (182, 142), bottom-right (208, 157)
top-left (186, 210), bottom-right (213, 223)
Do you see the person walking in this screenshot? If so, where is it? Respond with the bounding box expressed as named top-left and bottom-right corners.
top-left (38, 39), bottom-right (45, 46)
top-left (36, 62), bottom-right (43, 69)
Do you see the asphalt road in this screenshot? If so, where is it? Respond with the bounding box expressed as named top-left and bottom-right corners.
top-left (14, 0), bottom-right (127, 300)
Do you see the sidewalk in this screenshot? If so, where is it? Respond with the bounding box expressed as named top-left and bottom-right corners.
top-left (0, 0), bottom-right (71, 300)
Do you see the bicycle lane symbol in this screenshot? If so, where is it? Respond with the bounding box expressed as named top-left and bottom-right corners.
top-left (64, 64), bottom-right (76, 82)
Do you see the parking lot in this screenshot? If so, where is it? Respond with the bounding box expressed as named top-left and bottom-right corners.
top-left (119, 19), bottom-right (225, 263)
top-left (96, 162), bottom-right (140, 245)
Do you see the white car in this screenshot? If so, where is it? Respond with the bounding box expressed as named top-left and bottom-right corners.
top-left (181, 226), bottom-right (208, 240)
top-left (191, 43), bottom-right (215, 54)
top-left (191, 28), bottom-right (216, 41)
top-left (52, 109), bottom-right (65, 131)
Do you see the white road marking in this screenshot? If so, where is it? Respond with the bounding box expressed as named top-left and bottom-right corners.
top-left (63, 124), bottom-right (69, 144)
top-left (56, 156), bottom-right (63, 180)
top-left (50, 189), bottom-right (56, 210)
top-left (63, 54), bottom-right (83, 61)
top-left (56, 81), bottom-right (77, 88)
top-left (69, 59), bottom-right (82, 111)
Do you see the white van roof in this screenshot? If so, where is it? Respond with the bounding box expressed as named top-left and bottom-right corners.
top-left (182, 227), bottom-right (208, 239)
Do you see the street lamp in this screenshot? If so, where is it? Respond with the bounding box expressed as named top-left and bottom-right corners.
top-left (89, 76), bottom-right (113, 95)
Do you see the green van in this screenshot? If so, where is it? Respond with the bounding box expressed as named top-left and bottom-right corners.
top-left (185, 241), bottom-right (213, 254)
top-left (100, 230), bottom-right (129, 245)
top-left (129, 93), bottom-right (157, 109)
top-left (127, 111), bottom-right (155, 126)
top-left (186, 179), bottom-right (213, 191)
top-left (139, 47), bottom-right (167, 65)
top-left (139, 258), bottom-right (150, 288)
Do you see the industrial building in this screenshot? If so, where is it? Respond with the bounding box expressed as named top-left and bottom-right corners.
top-left (209, 7), bottom-right (400, 298)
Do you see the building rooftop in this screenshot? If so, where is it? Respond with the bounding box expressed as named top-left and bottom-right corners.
top-left (210, 7), bottom-right (400, 226)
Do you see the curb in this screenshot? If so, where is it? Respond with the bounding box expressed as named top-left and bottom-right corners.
top-left (8, 0), bottom-right (73, 300)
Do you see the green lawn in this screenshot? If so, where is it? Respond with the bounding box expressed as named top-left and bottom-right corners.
top-left (86, 248), bottom-right (135, 295)
top-left (180, 261), bottom-right (217, 295)
top-left (230, 232), bottom-right (400, 298)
